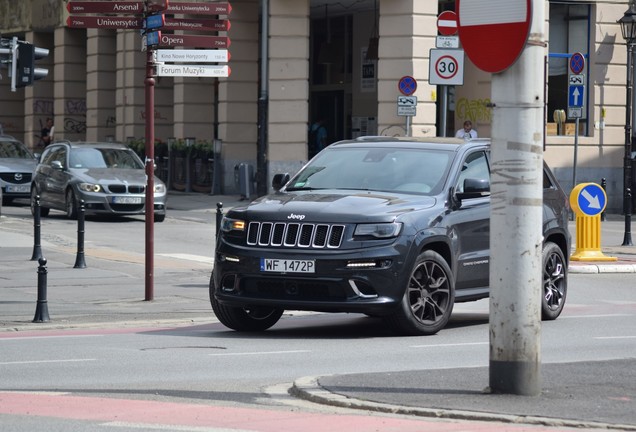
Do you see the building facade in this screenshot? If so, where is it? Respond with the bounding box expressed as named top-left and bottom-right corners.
top-left (0, 0), bottom-right (632, 210)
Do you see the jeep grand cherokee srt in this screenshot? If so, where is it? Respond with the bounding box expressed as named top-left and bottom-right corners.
top-left (210, 137), bottom-right (570, 336)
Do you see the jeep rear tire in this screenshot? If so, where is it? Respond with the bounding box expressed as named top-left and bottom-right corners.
top-left (385, 250), bottom-right (455, 336)
top-left (542, 241), bottom-right (567, 320)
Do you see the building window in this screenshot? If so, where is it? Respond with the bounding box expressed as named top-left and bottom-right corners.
top-left (547, 2), bottom-right (591, 137)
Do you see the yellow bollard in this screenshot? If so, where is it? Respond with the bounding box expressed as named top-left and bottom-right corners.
top-left (569, 183), bottom-right (617, 261)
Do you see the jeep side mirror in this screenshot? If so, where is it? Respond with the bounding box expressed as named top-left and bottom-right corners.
top-left (272, 173), bottom-right (290, 191)
top-left (463, 178), bottom-right (490, 194)
top-left (456, 178), bottom-right (490, 201)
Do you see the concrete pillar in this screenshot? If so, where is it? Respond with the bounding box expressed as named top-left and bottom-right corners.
top-left (116, 30), bottom-right (145, 141)
top-left (53, 27), bottom-right (87, 141)
top-left (173, 77), bottom-right (215, 140)
top-left (23, 31), bottom-right (54, 149)
top-left (377, 0), bottom-right (437, 137)
top-left (154, 65), bottom-right (174, 142)
top-left (268, 0), bottom-right (310, 179)
top-left (86, 29), bottom-right (116, 142)
top-left (218, 0), bottom-right (259, 192)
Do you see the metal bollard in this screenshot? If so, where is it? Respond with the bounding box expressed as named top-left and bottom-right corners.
top-left (33, 257), bottom-right (50, 323)
top-left (216, 202), bottom-right (224, 239)
top-left (623, 188), bottom-right (633, 246)
top-left (74, 200), bottom-right (87, 268)
top-left (600, 178), bottom-right (607, 221)
top-left (31, 195), bottom-right (43, 261)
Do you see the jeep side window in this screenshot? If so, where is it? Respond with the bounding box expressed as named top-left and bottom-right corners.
top-left (455, 151), bottom-right (489, 194)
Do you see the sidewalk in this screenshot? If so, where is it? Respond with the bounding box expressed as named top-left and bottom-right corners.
top-left (2, 194), bottom-right (636, 430)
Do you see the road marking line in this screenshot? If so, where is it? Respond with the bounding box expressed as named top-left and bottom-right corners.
top-left (561, 313), bottom-right (634, 319)
top-left (410, 342), bottom-right (487, 348)
top-left (0, 335), bottom-right (104, 341)
top-left (209, 350), bottom-right (310, 357)
top-left (158, 253), bottom-right (213, 264)
top-left (104, 422), bottom-right (255, 432)
top-left (0, 359), bottom-right (97, 366)
top-left (594, 335), bottom-right (636, 340)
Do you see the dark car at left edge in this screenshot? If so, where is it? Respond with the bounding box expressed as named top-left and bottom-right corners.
top-left (0, 133), bottom-right (38, 207)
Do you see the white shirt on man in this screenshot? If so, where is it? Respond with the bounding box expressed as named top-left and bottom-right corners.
top-left (455, 128), bottom-right (477, 139)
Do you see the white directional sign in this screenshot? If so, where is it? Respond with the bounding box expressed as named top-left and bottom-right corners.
top-left (156, 49), bottom-right (229, 63)
top-left (429, 49), bottom-right (464, 85)
top-left (156, 64), bottom-right (230, 77)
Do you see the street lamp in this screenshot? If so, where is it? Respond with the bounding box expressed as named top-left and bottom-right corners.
top-left (618, 3), bottom-right (636, 246)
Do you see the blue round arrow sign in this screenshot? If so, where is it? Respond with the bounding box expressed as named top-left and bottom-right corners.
top-left (576, 183), bottom-right (606, 216)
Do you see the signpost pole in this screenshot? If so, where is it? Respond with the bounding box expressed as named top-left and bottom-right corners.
top-left (440, 86), bottom-right (448, 137)
top-left (572, 117), bottom-right (580, 191)
top-left (144, 47), bottom-right (155, 302)
top-left (488, 0), bottom-right (544, 396)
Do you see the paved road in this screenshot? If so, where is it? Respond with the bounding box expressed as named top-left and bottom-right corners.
top-left (1, 193), bottom-right (636, 431)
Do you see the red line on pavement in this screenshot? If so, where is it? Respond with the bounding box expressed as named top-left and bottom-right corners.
top-left (0, 391), bottom-right (565, 432)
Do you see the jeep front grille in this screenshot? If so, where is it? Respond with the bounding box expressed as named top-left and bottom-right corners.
top-left (246, 222), bottom-right (345, 248)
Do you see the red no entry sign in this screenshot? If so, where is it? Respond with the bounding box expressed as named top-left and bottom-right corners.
top-left (437, 11), bottom-right (458, 36)
top-left (457, 0), bottom-right (532, 74)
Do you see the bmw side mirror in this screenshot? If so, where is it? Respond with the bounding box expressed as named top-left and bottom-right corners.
top-left (51, 160), bottom-right (64, 170)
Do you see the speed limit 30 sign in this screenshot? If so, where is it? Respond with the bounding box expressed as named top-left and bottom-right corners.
top-left (429, 49), bottom-right (464, 85)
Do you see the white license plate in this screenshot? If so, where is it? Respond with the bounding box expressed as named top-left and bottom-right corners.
top-left (6, 185), bottom-right (29, 193)
top-left (260, 258), bottom-right (315, 273)
top-left (112, 196), bottom-right (143, 204)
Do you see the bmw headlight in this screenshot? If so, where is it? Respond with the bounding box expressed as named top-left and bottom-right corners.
top-left (78, 183), bottom-right (102, 193)
top-left (221, 216), bottom-right (246, 233)
top-left (354, 222), bottom-right (402, 239)
top-left (154, 183), bottom-right (166, 194)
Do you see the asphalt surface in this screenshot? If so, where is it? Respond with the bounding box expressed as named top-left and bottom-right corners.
top-left (1, 192), bottom-right (636, 430)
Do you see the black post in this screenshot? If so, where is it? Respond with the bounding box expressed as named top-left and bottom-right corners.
top-left (33, 257), bottom-right (50, 323)
top-left (216, 202), bottom-right (224, 239)
top-left (624, 188), bottom-right (633, 246)
top-left (74, 199), bottom-right (87, 268)
top-left (601, 178), bottom-right (607, 221)
top-left (624, 41), bottom-right (634, 246)
top-left (31, 195), bottom-right (43, 261)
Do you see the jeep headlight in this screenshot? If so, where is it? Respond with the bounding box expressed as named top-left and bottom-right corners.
top-left (221, 216), bottom-right (246, 232)
top-left (78, 183), bottom-right (102, 193)
top-left (354, 222), bottom-right (402, 239)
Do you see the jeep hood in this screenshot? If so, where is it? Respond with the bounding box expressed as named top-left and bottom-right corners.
top-left (227, 190), bottom-right (437, 222)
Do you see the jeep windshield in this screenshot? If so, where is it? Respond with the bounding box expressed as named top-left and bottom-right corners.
top-left (286, 146), bottom-right (453, 195)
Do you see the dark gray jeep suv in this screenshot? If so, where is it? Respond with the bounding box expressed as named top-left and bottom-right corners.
top-left (210, 137), bottom-right (570, 335)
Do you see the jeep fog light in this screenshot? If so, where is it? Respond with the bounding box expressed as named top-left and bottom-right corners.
top-left (354, 222), bottom-right (402, 239)
top-left (346, 259), bottom-right (392, 269)
top-left (221, 255), bottom-right (240, 263)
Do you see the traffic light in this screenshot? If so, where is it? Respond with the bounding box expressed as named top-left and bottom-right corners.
top-left (14, 42), bottom-right (49, 89)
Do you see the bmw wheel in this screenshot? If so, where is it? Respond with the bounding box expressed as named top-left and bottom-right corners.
top-left (30, 187), bottom-right (50, 217)
top-left (65, 189), bottom-right (78, 219)
top-left (542, 241), bottom-right (567, 320)
top-left (385, 250), bottom-right (455, 336)
top-left (209, 276), bottom-right (283, 331)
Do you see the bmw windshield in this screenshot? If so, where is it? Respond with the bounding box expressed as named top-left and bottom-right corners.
top-left (69, 148), bottom-right (144, 170)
